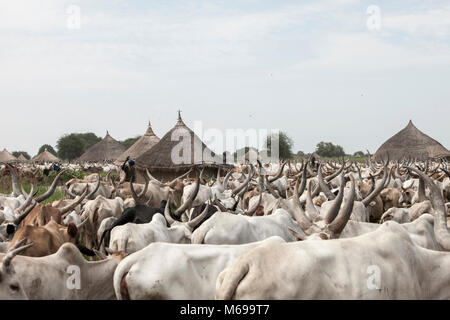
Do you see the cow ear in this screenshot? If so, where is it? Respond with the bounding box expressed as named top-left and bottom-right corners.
top-left (67, 223), bottom-right (78, 238)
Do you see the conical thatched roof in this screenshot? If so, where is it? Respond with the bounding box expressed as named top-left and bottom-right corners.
top-left (78, 131), bottom-right (127, 163)
top-left (0, 149), bottom-right (18, 163)
top-left (17, 154), bottom-right (28, 162)
top-left (136, 112), bottom-right (231, 171)
top-left (33, 148), bottom-right (60, 163)
top-left (115, 122), bottom-right (160, 165)
top-left (374, 120), bottom-right (450, 161)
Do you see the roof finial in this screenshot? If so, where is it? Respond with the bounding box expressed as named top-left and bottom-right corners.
top-left (178, 109), bottom-right (182, 121)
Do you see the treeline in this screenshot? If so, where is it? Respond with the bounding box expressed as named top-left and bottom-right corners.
top-left (15, 132), bottom-right (141, 161)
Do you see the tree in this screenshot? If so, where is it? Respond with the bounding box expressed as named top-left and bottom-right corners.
top-left (38, 144), bottom-right (57, 156)
top-left (56, 132), bottom-right (101, 160)
top-left (12, 151), bottom-right (31, 160)
top-left (353, 151), bottom-right (365, 157)
top-left (315, 141), bottom-right (345, 158)
top-left (264, 131), bottom-right (294, 161)
top-left (121, 136), bottom-right (141, 149)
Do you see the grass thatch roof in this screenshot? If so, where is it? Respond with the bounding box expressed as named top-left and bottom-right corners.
top-left (374, 120), bottom-right (450, 161)
top-left (136, 112), bottom-right (232, 171)
top-left (17, 154), bottom-right (28, 162)
top-left (33, 148), bottom-right (60, 163)
top-left (0, 149), bottom-right (18, 163)
top-left (115, 122), bottom-right (160, 165)
top-left (77, 131), bottom-right (127, 163)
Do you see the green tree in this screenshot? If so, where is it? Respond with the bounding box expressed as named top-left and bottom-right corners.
top-left (12, 151), bottom-right (31, 160)
top-left (353, 151), bottom-right (365, 157)
top-left (265, 131), bottom-right (294, 161)
top-left (121, 136), bottom-right (141, 149)
top-left (57, 132), bottom-right (101, 160)
top-left (38, 144), bottom-right (57, 156)
top-left (315, 141), bottom-right (346, 158)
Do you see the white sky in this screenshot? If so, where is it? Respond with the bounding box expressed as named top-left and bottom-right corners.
top-left (1, 0), bottom-right (449, 156)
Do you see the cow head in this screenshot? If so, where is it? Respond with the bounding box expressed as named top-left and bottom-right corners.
top-left (0, 238), bottom-right (33, 300)
top-left (399, 186), bottom-right (415, 206)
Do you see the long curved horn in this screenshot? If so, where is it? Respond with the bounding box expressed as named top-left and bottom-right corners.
top-left (14, 185), bottom-right (34, 215)
top-left (86, 174), bottom-right (101, 200)
top-left (166, 168), bottom-right (193, 188)
top-left (243, 193), bottom-right (262, 216)
top-left (174, 169), bottom-right (202, 217)
top-left (60, 184), bottom-right (89, 216)
top-left (268, 162), bottom-right (287, 183)
top-left (6, 164), bottom-right (20, 197)
top-left (187, 204), bottom-right (210, 229)
top-left (407, 166), bottom-right (450, 250)
top-left (291, 174), bottom-right (312, 231)
top-left (146, 169), bottom-right (166, 187)
top-left (214, 198), bottom-right (228, 212)
top-left (164, 198), bottom-right (177, 225)
top-left (35, 169), bottom-right (67, 203)
top-left (297, 164), bottom-right (308, 198)
top-left (288, 226), bottom-right (307, 241)
top-left (305, 180), bottom-right (320, 221)
top-left (222, 170), bottom-right (233, 190)
top-left (318, 164), bottom-right (336, 200)
top-left (137, 175), bottom-right (149, 198)
top-left (362, 166), bottom-right (388, 207)
top-left (324, 173), bottom-right (345, 224)
top-left (13, 201), bottom-right (37, 226)
top-left (65, 185), bottom-right (78, 199)
top-left (328, 176), bottom-right (356, 236)
top-left (418, 176), bottom-right (426, 203)
top-left (324, 158), bottom-right (345, 182)
top-left (130, 180), bottom-right (143, 205)
top-left (2, 238), bottom-right (34, 269)
top-left (232, 166), bottom-right (253, 196)
top-left (264, 175), bottom-right (281, 199)
top-left (76, 217), bottom-right (89, 229)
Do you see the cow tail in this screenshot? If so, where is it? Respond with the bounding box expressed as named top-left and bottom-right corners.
top-left (215, 262), bottom-right (249, 300)
top-left (113, 257), bottom-right (134, 300)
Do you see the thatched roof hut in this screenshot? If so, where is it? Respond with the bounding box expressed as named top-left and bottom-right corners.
top-left (33, 148), bottom-right (60, 163)
top-left (17, 154), bottom-right (29, 162)
top-left (77, 131), bottom-right (127, 163)
top-left (115, 122), bottom-right (160, 165)
top-left (0, 149), bottom-right (18, 163)
top-left (135, 112), bottom-right (232, 181)
top-left (373, 120), bottom-right (450, 161)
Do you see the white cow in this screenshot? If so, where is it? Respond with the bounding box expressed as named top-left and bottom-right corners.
top-left (113, 236), bottom-right (285, 300)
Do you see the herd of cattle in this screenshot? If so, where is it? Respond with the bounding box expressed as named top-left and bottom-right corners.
top-left (0, 157), bottom-right (450, 299)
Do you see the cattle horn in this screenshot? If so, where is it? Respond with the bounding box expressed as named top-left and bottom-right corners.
top-left (6, 164), bottom-right (20, 197)
top-left (187, 204), bottom-right (210, 229)
top-left (14, 185), bottom-right (34, 215)
top-left (288, 226), bottom-right (307, 241)
top-left (243, 193), bottom-right (262, 216)
top-left (407, 166), bottom-right (450, 250)
top-left (35, 169), bottom-right (67, 203)
top-left (164, 197), bottom-right (177, 225)
top-left (166, 168), bottom-right (193, 188)
top-left (268, 161), bottom-right (287, 183)
top-left (173, 169), bottom-right (202, 217)
top-left (13, 201), bottom-right (37, 226)
top-left (362, 166), bottom-right (388, 207)
top-left (86, 174), bottom-right (101, 200)
top-left (2, 238), bottom-right (34, 269)
top-left (305, 180), bottom-right (320, 221)
top-left (60, 184), bottom-right (89, 216)
top-left (324, 173), bottom-right (345, 224)
top-left (328, 176), bottom-right (356, 237)
top-left (318, 164), bottom-right (336, 200)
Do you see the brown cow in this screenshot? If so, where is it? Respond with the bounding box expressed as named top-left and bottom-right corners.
top-left (7, 220), bottom-right (80, 257)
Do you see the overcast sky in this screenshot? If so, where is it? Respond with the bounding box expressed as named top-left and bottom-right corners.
top-left (1, 0), bottom-right (449, 157)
